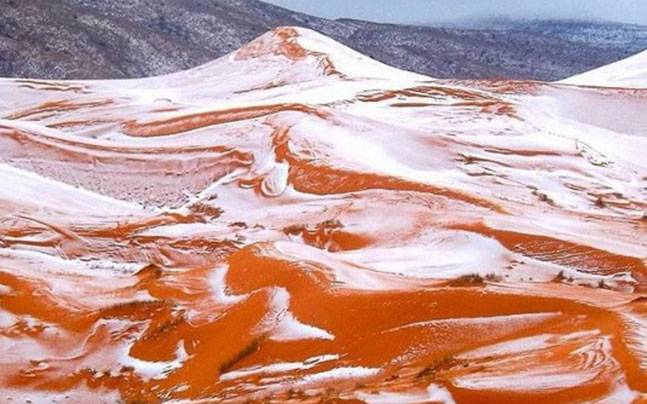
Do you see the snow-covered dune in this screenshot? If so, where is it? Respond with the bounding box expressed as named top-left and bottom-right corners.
top-left (561, 49), bottom-right (647, 88)
top-left (0, 27), bottom-right (645, 403)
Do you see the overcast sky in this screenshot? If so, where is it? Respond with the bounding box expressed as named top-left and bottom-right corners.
top-left (263, 0), bottom-right (647, 26)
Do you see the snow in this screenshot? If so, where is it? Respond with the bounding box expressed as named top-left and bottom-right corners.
top-left (426, 384), bottom-right (457, 404)
top-left (209, 264), bottom-right (246, 305)
top-left (110, 319), bottom-right (189, 380)
top-left (0, 309), bottom-right (17, 328)
top-left (385, 312), bottom-right (561, 335)
top-left (561, 49), bottom-right (647, 88)
top-left (338, 229), bottom-right (512, 279)
top-left (0, 163), bottom-right (144, 216)
top-left (453, 330), bottom-right (622, 392)
top-left (219, 354), bottom-right (339, 381)
top-left (0, 25), bottom-right (645, 403)
top-left (293, 366), bottom-right (380, 385)
top-left (263, 287), bottom-right (334, 341)
top-left (292, 27), bottom-right (429, 81)
top-left (355, 383), bottom-right (456, 403)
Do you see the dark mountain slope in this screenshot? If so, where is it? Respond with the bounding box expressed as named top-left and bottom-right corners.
top-left (0, 0), bottom-right (644, 80)
top-left (481, 19), bottom-right (647, 55)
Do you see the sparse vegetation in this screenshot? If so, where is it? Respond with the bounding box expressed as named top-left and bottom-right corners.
top-left (99, 299), bottom-right (168, 317)
top-left (218, 335), bottom-right (266, 375)
top-left (554, 271), bottom-right (575, 283)
top-left (449, 272), bottom-right (501, 287)
top-left (595, 196), bottom-right (606, 208)
top-left (450, 273), bottom-right (484, 286)
top-left (416, 355), bottom-right (466, 379)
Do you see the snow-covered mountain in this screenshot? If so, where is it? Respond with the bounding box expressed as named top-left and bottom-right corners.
top-left (0, 28), bottom-right (645, 403)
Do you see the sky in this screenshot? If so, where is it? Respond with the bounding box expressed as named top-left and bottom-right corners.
top-left (263, 0), bottom-right (647, 26)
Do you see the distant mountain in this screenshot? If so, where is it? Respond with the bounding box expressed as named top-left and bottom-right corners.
top-left (479, 19), bottom-right (647, 55)
top-left (1, 0), bottom-right (646, 81)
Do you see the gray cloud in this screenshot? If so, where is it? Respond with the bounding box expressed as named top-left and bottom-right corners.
top-left (262, 0), bottom-right (647, 26)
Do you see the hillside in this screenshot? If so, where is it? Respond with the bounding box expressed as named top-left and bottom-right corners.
top-left (482, 19), bottom-right (647, 54)
top-left (1, 0), bottom-right (645, 80)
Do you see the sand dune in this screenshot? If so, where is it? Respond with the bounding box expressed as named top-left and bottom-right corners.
top-left (0, 27), bottom-right (645, 402)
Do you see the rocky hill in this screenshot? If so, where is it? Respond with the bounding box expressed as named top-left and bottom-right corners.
top-left (1, 0), bottom-right (645, 80)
